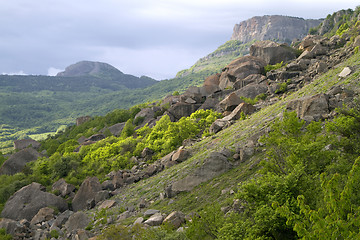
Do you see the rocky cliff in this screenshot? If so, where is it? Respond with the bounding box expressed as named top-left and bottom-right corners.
top-left (231, 15), bottom-right (322, 44)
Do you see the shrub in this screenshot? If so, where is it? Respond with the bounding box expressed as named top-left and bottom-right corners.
top-left (264, 61), bottom-right (285, 74)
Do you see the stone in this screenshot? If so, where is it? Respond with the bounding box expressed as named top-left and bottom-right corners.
top-left (172, 147), bottom-right (190, 163)
top-left (338, 67), bottom-right (352, 77)
top-left (234, 83), bottom-right (268, 100)
top-left (310, 43), bottom-right (327, 56)
top-left (217, 92), bottom-right (243, 112)
top-left (1, 182), bottom-right (67, 221)
top-left (52, 210), bottom-right (73, 228)
top-left (106, 122), bottom-right (126, 136)
top-left (219, 56), bottom-right (266, 90)
top-left (0, 218), bottom-right (24, 236)
top-left (168, 102), bottom-right (202, 120)
top-left (286, 93), bottom-right (329, 121)
top-left (209, 119), bottom-right (231, 134)
top-left (141, 147), bottom-right (154, 159)
top-left (353, 35), bottom-right (360, 47)
top-left (30, 207), bottom-right (55, 225)
top-left (98, 200), bottom-right (117, 210)
top-left (163, 211), bottom-right (185, 228)
top-left (222, 102), bottom-right (256, 121)
top-left (144, 163), bottom-right (162, 177)
top-left (95, 190), bottom-right (111, 203)
top-left (14, 139), bottom-right (41, 150)
top-left (185, 98), bottom-right (197, 104)
top-left (52, 178), bottom-right (76, 197)
top-left (144, 213), bottom-right (164, 226)
top-left (250, 40), bottom-right (297, 65)
top-left (101, 180), bottom-right (115, 191)
top-left (199, 97), bottom-right (219, 111)
top-left (298, 50), bottom-right (313, 60)
top-left (144, 209), bottom-right (160, 217)
top-left (203, 73), bottom-right (221, 95)
top-left (0, 147), bottom-right (42, 175)
top-left (134, 217), bottom-right (144, 225)
top-left (239, 147), bottom-right (255, 162)
top-left (85, 134), bottom-right (106, 142)
top-left (72, 177), bottom-right (102, 211)
top-left (134, 108), bottom-right (155, 126)
top-left (171, 152), bottom-right (232, 193)
top-left (234, 74), bottom-right (267, 90)
top-left (64, 212), bottom-right (90, 233)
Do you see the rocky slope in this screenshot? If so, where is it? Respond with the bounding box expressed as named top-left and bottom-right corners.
top-left (231, 15), bottom-right (321, 44)
top-left (1, 8), bottom-right (360, 240)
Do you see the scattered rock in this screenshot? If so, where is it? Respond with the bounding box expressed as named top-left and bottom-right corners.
top-left (209, 119), bottom-right (231, 134)
top-left (98, 200), bottom-right (117, 210)
top-left (172, 147), bottom-right (190, 163)
top-left (30, 207), bottom-right (55, 225)
top-left (134, 217), bottom-right (144, 225)
top-left (144, 209), bottom-right (160, 217)
top-left (223, 102), bottom-right (256, 121)
top-left (217, 92), bottom-right (243, 112)
top-left (234, 83), bottom-right (268, 99)
top-left (168, 103), bottom-right (202, 120)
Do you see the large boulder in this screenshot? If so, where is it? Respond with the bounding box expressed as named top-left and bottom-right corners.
top-left (0, 148), bottom-right (42, 175)
top-left (102, 122), bottom-right (126, 137)
top-left (219, 56), bottom-right (266, 90)
top-left (234, 74), bottom-right (267, 90)
top-left (52, 178), bottom-right (76, 197)
top-left (223, 103), bottom-right (256, 121)
top-left (250, 40), bottom-right (297, 65)
top-left (0, 182), bottom-right (68, 221)
top-left (167, 103), bottom-right (202, 120)
top-left (234, 83), bottom-right (268, 99)
top-left (0, 218), bottom-right (24, 236)
top-left (14, 139), bottom-right (41, 150)
top-left (134, 108), bottom-right (155, 126)
top-left (72, 177), bottom-right (102, 211)
top-left (217, 92), bottom-right (243, 112)
top-left (203, 73), bottom-right (221, 95)
top-left (286, 93), bottom-right (329, 121)
top-left (170, 152), bottom-right (232, 193)
top-left (163, 211), bottom-right (185, 228)
top-left (64, 212), bottom-right (90, 233)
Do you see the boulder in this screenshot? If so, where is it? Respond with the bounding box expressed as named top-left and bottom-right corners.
top-left (222, 103), bottom-right (256, 121)
top-left (52, 178), bottom-right (76, 197)
top-left (98, 200), bottom-right (117, 210)
top-left (250, 40), bottom-right (296, 65)
top-left (134, 108), bottom-right (155, 126)
top-left (338, 67), bottom-right (352, 77)
top-left (30, 207), bottom-right (55, 225)
top-left (14, 139), bottom-right (41, 150)
top-left (171, 152), bottom-right (232, 193)
top-left (144, 213), bottom-right (164, 226)
top-left (172, 147), bottom-right (190, 163)
top-left (72, 177), bottom-right (102, 211)
top-left (286, 93), bottom-right (329, 121)
top-left (234, 74), bottom-right (267, 90)
top-left (183, 86), bottom-right (206, 103)
top-left (234, 83), bottom-right (268, 99)
top-left (105, 122), bottom-right (126, 136)
top-left (144, 209), bottom-right (160, 217)
top-left (199, 97), bottom-right (219, 111)
top-left (209, 119), bottom-right (231, 134)
top-left (203, 73), bottom-right (221, 95)
top-left (52, 210), bottom-right (73, 229)
top-left (163, 211), bottom-right (185, 228)
top-left (76, 116), bottom-right (91, 126)
top-left (64, 212), bottom-right (90, 233)
top-left (85, 134), bottom-right (105, 142)
top-left (0, 218), bottom-right (24, 236)
top-left (0, 182), bottom-right (68, 221)
top-left (217, 92), bottom-right (243, 112)
top-left (0, 147), bottom-right (42, 175)
top-left (310, 43), bottom-right (327, 56)
top-left (219, 56), bottom-right (266, 90)
top-left (167, 103), bottom-right (202, 120)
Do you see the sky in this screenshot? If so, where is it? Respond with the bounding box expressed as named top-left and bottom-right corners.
top-left (0, 0), bottom-right (359, 80)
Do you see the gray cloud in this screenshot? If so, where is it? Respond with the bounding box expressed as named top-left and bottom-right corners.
top-left (0, 0), bottom-right (358, 79)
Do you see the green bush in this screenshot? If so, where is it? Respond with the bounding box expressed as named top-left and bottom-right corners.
top-left (0, 228), bottom-right (12, 240)
top-left (264, 61), bottom-right (285, 74)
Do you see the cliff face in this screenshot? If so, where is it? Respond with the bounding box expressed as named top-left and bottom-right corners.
top-left (231, 15), bottom-right (322, 44)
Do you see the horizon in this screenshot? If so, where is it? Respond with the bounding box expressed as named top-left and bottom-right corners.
top-left (1, 1), bottom-right (359, 80)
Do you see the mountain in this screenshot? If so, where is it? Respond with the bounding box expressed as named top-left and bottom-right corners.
top-left (231, 15), bottom-right (322, 44)
top-left (1, 7), bottom-right (360, 239)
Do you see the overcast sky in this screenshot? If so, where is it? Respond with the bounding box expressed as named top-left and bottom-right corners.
top-left (0, 0), bottom-right (358, 79)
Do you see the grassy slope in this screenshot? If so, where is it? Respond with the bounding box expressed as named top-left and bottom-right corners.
top-left (90, 48), bottom-right (360, 227)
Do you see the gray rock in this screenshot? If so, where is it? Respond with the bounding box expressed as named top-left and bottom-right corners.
top-left (222, 102), bottom-right (256, 122)
top-left (338, 67), bottom-right (352, 77)
top-left (52, 210), bottom-right (73, 228)
top-left (14, 139), bottom-right (41, 150)
top-left (0, 218), bottom-right (24, 235)
top-left (250, 40), bottom-right (296, 65)
top-left (134, 217), bottom-right (144, 225)
top-left (30, 207), bottom-right (55, 225)
top-left (144, 209), bottom-right (160, 217)
top-left (209, 119), bottom-right (231, 134)
top-left (0, 148), bottom-right (42, 175)
top-left (1, 182), bottom-right (68, 221)
top-left (64, 212), bottom-right (90, 233)
top-left (171, 147), bottom-right (190, 163)
top-left (234, 83), bottom-right (268, 100)
top-left (144, 213), bottom-right (164, 226)
top-left (52, 178), bottom-right (75, 197)
top-left (98, 200), bottom-right (117, 210)
top-left (217, 92), bottom-right (243, 112)
top-left (72, 177), bottom-right (102, 211)
top-left (168, 103), bottom-right (202, 120)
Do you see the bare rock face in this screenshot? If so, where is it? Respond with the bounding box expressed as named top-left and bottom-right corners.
top-left (203, 73), bottom-right (221, 95)
top-left (250, 40), bottom-right (297, 65)
top-left (0, 182), bottom-right (68, 221)
top-left (217, 92), bottom-right (243, 112)
top-left (231, 15), bottom-right (321, 44)
top-left (168, 103), bottom-right (202, 120)
top-left (234, 83), bottom-right (268, 100)
top-left (0, 148), bottom-right (42, 175)
top-left (72, 177), bottom-right (102, 211)
top-left (64, 212), bottom-right (90, 233)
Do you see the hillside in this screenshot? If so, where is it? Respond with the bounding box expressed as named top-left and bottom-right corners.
top-left (0, 7), bottom-right (360, 239)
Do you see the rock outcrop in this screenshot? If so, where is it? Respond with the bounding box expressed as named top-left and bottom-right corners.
top-left (250, 40), bottom-right (297, 65)
top-left (231, 15), bottom-right (321, 44)
top-left (72, 177), bottom-right (103, 211)
top-left (13, 139), bottom-right (41, 150)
